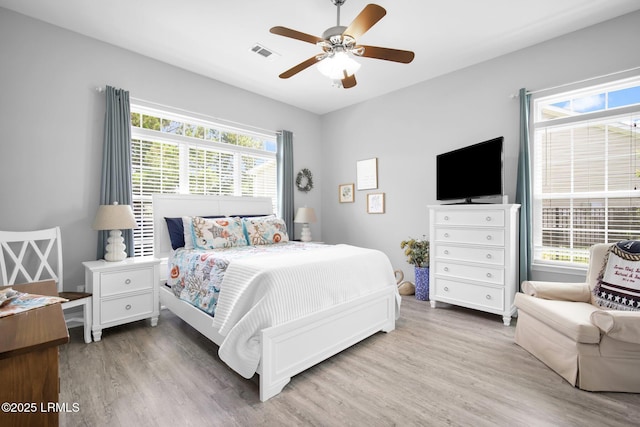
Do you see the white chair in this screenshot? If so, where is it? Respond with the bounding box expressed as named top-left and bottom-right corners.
top-left (514, 243), bottom-right (640, 392)
top-left (0, 226), bottom-right (92, 343)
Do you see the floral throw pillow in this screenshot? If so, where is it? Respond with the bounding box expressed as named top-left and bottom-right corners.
top-left (243, 216), bottom-right (289, 245)
top-left (190, 216), bottom-right (248, 249)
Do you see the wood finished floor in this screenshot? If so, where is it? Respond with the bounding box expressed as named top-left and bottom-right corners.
top-left (59, 297), bottom-right (640, 427)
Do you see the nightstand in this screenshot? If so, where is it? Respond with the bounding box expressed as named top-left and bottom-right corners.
top-left (83, 256), bottom-right (160, 341)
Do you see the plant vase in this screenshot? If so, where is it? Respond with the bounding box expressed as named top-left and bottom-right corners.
top-left (414, 266), bottom-right (429, 301)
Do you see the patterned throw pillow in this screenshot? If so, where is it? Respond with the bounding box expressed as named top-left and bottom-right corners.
top-left (593, 240), bottom-right (640, 311)
top-left (243, 216), bottom-right (289, 245)
top-left (190, 216), bottom-right (248, 249)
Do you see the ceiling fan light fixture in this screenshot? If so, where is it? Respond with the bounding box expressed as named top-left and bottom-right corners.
top-left (317, 51), bottom-right (361, 80)
top-left (271, 2), bottom-right (414, 89)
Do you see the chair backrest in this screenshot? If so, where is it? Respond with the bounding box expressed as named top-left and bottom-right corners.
top-left (0, 227), bottom-right (63, 293)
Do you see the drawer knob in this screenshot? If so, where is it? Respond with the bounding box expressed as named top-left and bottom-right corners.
top-left (486, 235), bottom-right (492, 241)
top-left (444, 233), bottom-right (450, 238)
top-left (486, 273), bottom-right (492, 278)
top-left (125, 279), bottom-right (131, 285)
top-left (444, 216), bottom-right (449, 221)
top-left (444, 250), bottom-right (449, 255)
top-left (486, 254), bottom-right (492, 259)
top-left (486, 295), bottom-right (492, 300)
top-left (125, 304), bottom-right (132, 310)
top-left (486, 216), bottom-right (492, 222)
top-left (444, 267), bottom-right (449, 272)
top-left (444, 287), bottom-right (449, 292)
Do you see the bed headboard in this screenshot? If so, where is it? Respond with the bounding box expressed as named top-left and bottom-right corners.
top-left (152, 194), bottom-right (274, 261)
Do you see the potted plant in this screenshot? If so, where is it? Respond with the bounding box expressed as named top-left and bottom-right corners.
top-left (400, 236), bottom-right (430, 301)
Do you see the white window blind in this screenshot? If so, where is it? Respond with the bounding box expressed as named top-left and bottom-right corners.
top-left (131, 137), bottom-right (180, 257)
top-left (130, 106), bottom-right (277, 257)
top-left (532, 77), bottom-right (640, 266)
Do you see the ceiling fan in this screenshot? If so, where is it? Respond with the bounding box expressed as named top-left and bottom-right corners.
top-left (270, 0), bottom-right (415, 89)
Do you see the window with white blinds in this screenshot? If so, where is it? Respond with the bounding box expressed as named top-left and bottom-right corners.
top-left (532, 77), bottom-right (640, 266)
top-left (130, 106), bottom-right (277, 257)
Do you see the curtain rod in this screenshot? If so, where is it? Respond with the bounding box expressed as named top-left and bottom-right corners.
top-left (524, 65), bottom-right (640, 96)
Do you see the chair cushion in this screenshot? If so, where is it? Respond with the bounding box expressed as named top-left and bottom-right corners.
top-left (514, 293), bottom-right (601, 343)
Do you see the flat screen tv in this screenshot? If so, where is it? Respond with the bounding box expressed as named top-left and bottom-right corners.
top-left (436, 136), bottom-right (504, 203)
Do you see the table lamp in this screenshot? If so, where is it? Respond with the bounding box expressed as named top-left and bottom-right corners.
top-left (92, 202), bottom-right (137, 262)
top-left (294, 207), bottom-right (317, 242)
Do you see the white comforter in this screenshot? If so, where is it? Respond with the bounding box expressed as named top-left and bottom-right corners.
top-left (212, 244), bottom-right (399, 378)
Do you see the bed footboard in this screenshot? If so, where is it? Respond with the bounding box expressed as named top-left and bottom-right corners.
top-left (258, 286), bottom-right (396, 401)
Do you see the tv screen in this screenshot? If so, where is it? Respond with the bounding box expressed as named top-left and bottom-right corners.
top-left (436, 136), bottom-right (504, 203)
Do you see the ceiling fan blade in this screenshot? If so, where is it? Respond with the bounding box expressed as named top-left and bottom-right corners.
top-left (358, 45), bottom-right (415, 63)
top-left (279, 56), bottom-right (322, 79)
top-left (341, 72), bottom-right (357, 89)
top-left (270, 26), bottom-right (324, 45)
top-left (343, 4), bottom-right (386, 39)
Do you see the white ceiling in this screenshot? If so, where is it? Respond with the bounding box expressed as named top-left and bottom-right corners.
top-left (2, 0), bottom-right (639, 115)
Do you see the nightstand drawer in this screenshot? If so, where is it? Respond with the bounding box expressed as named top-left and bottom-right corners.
top-left (101, 267), bottom-right (153, 297)
top-left (101, 292), bottom-right (153, 324)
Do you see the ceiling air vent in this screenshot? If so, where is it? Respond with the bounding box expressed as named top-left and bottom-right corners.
top-left (250, 43), bottom-right (280, 61)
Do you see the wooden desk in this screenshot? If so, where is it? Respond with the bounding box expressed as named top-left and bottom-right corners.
top-left (0, 280), bottom-right (69, 427)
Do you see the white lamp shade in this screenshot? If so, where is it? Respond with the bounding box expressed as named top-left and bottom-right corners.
top-left (317, 52), bottom-right (361, 80)
top-left (92, 202), bottom-right (137, 230)
top-left (294, 207), bottom-right (317, 224)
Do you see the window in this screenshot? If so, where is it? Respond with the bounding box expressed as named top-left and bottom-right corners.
top-left (532, 77), bottom-right (640, 267)
top-left (130, 105), bottom-right (277, 257)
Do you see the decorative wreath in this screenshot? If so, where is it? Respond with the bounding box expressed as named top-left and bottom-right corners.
top-left (296, 168), bottom-right (314, 192)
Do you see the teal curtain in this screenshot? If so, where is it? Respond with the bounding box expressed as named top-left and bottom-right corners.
top-left (97, 86), bottom-right (134, 259)
top-left (277, 130), bottom-right (294, 236)
top-left (516, 88), bottom-right (532, 284)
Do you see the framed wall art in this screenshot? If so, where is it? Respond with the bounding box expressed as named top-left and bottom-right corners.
top-left (339, 183), bottom-right (355, 203)
top-left (356, 158), bottom-right (378, 190)
top-left (367, 193), bottom-right (385, 214)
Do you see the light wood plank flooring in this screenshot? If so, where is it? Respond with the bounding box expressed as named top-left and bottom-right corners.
top-left (59, 297), bottom-right (640, 426)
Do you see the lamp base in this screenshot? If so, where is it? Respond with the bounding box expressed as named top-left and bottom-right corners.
top-left (300, 223), bottom-right (312, 242)
top-left (104, 229), bottom-right (127, 262)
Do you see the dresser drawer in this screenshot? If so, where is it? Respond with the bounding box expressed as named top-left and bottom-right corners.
top-left (101, 291), bottom-right (153, 324)
top-left (434, 209), bottom-right (505, 227)
top-left (100, 267), bottom-right (153, 297)
top-left (435, 227), bottom-right (505, 246)
top-left (435, 261), bottom-right (504, 285)
top-left (436, 245), bottom-right (505, 266)
top-left (434, 278), bottom-right (504, 311)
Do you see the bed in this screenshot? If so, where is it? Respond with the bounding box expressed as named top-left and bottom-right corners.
top-left (152, 194), bottom-right (399, 401)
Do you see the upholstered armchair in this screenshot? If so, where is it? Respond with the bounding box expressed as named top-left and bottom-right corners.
top-left (514, 243), bottom-right (640, 392)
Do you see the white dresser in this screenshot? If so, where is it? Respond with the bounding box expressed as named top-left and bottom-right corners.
top-left (428, 204), bottom-right (520, 325)
top-left (83, 256), bottom-right (160, 341)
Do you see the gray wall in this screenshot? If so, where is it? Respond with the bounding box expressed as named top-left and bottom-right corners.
top-left (320, 10), bottom-right (640, 282)
top-left (0, 8), bottom-right (322, 289)
top-left (1, 7), bottom-right (639, 289)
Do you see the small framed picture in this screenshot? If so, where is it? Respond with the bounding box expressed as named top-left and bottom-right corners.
top-left (339, 183), bottom-right (355, 203)
top-left (367, 193), bottom-right (385, 214)
top-left (356, 158), bottom-right (378, 190)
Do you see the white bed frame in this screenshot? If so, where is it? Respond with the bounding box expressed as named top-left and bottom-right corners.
top-left (152, 194), bottom-right (397, 401)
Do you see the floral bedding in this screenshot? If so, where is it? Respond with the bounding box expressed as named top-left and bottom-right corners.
top-left (168, 241), bottom-right (326, 315)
